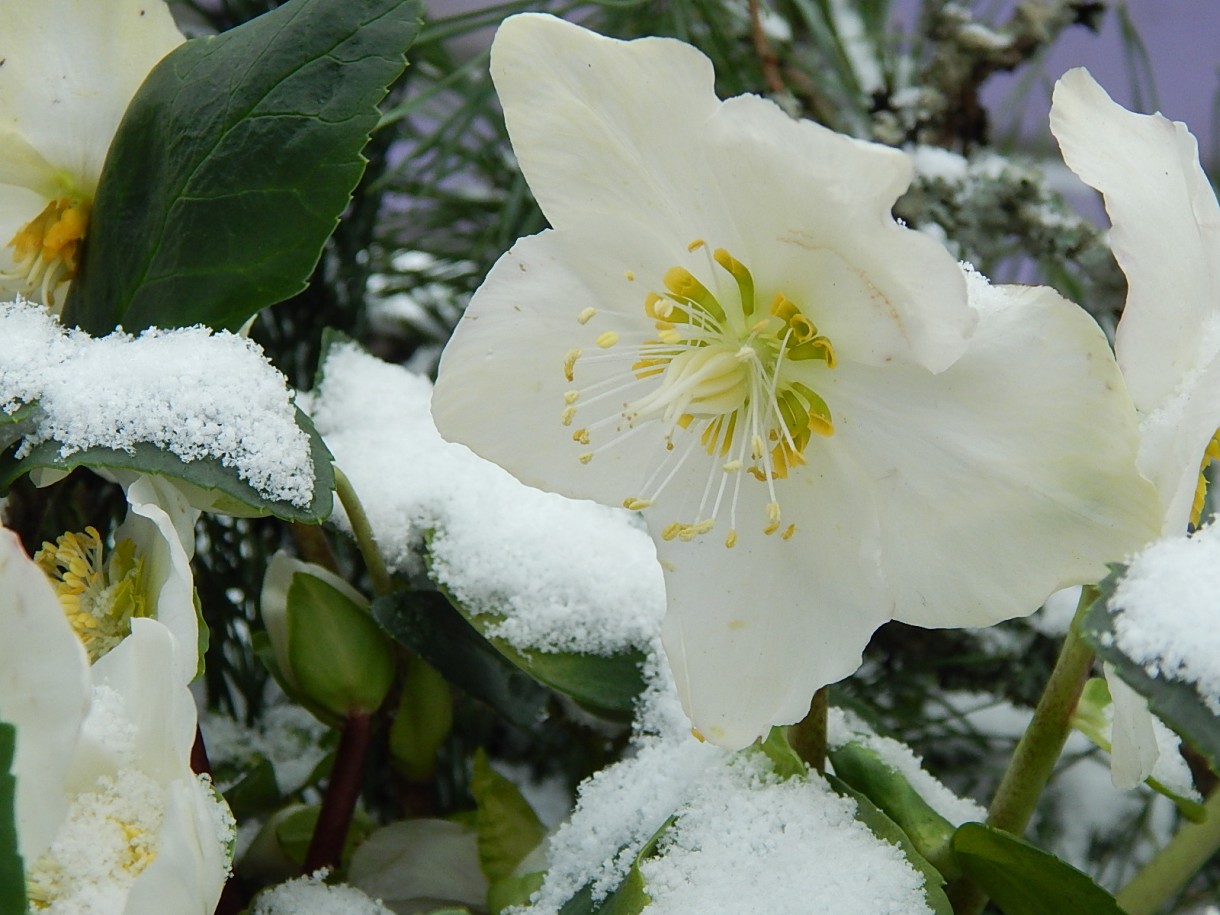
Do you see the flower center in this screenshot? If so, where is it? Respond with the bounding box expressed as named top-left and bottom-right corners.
top-left (1, 196), bottom-right (92, 310)
top-left (34, 527), bottom-right (148, 663)
top-left (1191, 429), bottom-right (1220, 527)
top-left (564, 241), bottom-right (836, 547)
top-left (25, 768), bottom-right (162, 909)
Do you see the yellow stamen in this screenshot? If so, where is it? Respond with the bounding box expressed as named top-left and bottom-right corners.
top-left (34, 528), bottom-right (147, 663)
top-left (3, 197), bottom-right (92, 309)
top-left (577, 307), bottom-right (597, 324)
top-left (597, 330), bottom-right (620, 348)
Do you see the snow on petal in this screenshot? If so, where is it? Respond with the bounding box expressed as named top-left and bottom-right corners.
top-left (432, 16), bottom-right (1158, 748)
top-left (0, 0), bottom-right (184, 309)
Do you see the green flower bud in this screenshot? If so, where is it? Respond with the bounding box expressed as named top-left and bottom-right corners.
top-left (261, 552), bottom-right (394, 718)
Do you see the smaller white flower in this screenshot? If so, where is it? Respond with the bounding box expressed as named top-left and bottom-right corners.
top-left (0, 0), bottom-right (184, 309)
top-left (1051, 67), bottom-right (1220, 787)
top-left (33, 473), bottom-right (201, 682)
top-left (0, 526), bottom-right (233, 915)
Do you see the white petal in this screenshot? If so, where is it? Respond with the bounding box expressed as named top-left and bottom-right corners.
top-left (0, 527), bottom-right (89, 862)
top-left (85, 619), bottom-right (197, 783)
top-left (1050, 68), bottom-right (1220, 416)
top-left (0, 0), bottom-right (184, 193)
top-left (491, 14), bottom-right (719, 242)
top-left (491, 14), bottom-right (974, 373)
top-left (433, 228), bottom-right (664, 503)
top-left (702, 95), bottom-right (974, 372)
top-left (828, 277), bottom-right (1160, 628)
top-left (1104, 663), bottom-right (1158, 789)
top-left (117, 474), bottom-right (202, 683)
top-left (654, 453), bottom-right (887, 748)
top-left (124, 777), bottom-right (231, 915)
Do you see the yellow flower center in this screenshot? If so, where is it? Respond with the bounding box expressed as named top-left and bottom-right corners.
top-left (1, 196), bottom-right (92, 309)
top-left (564, 241), bottom-right (836, 547)
top-left (34, 527), bottom-right (147, 663)
top-left (1190, 429), bottom-right (1220, 527)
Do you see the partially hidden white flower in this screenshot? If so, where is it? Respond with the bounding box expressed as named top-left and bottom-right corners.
top-left (34, 473), bottom-right (202, 683)
top-left (0, 526), bottom-right (232, 914)
top-left (432, 15), bottom-right (1160, 748)
top-left (1052, 67), bottom-right (1220, 788)
top-left (0, 0), bottom-right (184, 310)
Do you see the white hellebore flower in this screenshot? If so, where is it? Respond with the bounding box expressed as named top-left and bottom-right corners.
top-left (1052, 67), bottom-right (1220, 787)
top-left (0, 526), bottom-right (233, 914)
top-left (0, 0), bottom-right (184, 310)
top-left (432, 15), bottom-right (1160, 748)
top-left (34, 473), bottom-right (202, 683)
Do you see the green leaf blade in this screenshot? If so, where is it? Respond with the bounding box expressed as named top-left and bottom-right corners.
top-left (952, 822), bottom-right (1124, 915)
top-left (65, 0), bottom-right (424, 334)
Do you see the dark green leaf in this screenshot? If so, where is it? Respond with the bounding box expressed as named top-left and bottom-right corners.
top-left (827, 740), bottom-right (960, 878)
top-left (65, 0), bottom-right (423, 333)
top-left (221, 756), bottom-right (282, 819)
top-left (951, 822), bottom-right (1124, 915)
top-left (0, 722), bottom-right (26, 915)
top-left (371, 590), bottom-right (550, 729)
top-left (1081, 568), bottom-right (1220, 774)
top-left (0, 407), bottom-right (334, 522)
top-left (825, 774), bottom-right (953, 915)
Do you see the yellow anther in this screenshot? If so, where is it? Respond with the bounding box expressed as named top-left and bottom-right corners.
top-left (662, 522), bottom-right (683, 541)
top-left (691, 727), bottom-right (706, 742)
top-left (751, 435), bottom-right (765, 460)
top-left (723, 459), bottom-right (743, 473)
top-left (564, 391), bottom-right (580, 405)
top-left (578, 452), bottom-right (593, 464)
top-left (4, 196), bottom-right (92, 308)
top-left (658, 329), bottom-right (682, 344)
top-left (623, 498), bottom-right (653, 511)
top-left (781, 524), bottom-right (796, 540)
top-left (687, 238), bottom-right (706, 252)
top-left (625, 270), bottom-right (636, 281)
top-left (577, 307), bottom-right (597, 324)
top-left (561, 406), bottom-right (577, 426)
top-left (572, 428), bottom-right (590, 445)
top-left (596, 330), bottom-right (620, 348)
top-left (770, 293), bottom-right (799, 323)
top-left (725, 529), bottom-right (738, 548)
top-left (563, 349), bottom-right (581, 382)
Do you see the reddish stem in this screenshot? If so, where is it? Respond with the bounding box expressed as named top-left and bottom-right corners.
top-left (303, 711), bottom-right (373, 874)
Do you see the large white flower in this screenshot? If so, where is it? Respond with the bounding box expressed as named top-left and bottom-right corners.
top-left (0, 0), bottom-right (183, 309)
top-left (1051, 67), bottom-right (1220, 786)
top-left (0, 526), bottom-right (232, 914)
top-left (432, 15), bottom-right (1160, 748)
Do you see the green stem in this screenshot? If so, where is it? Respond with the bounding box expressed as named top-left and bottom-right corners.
top-left (1116, 788), bottom-right (1220, 915)
top-left (789, 686), bottom-right (829, 772)
top-left (333, 467), bottom-right (393, 597)
top-left (949, 587), bottom-right (1098, 915)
